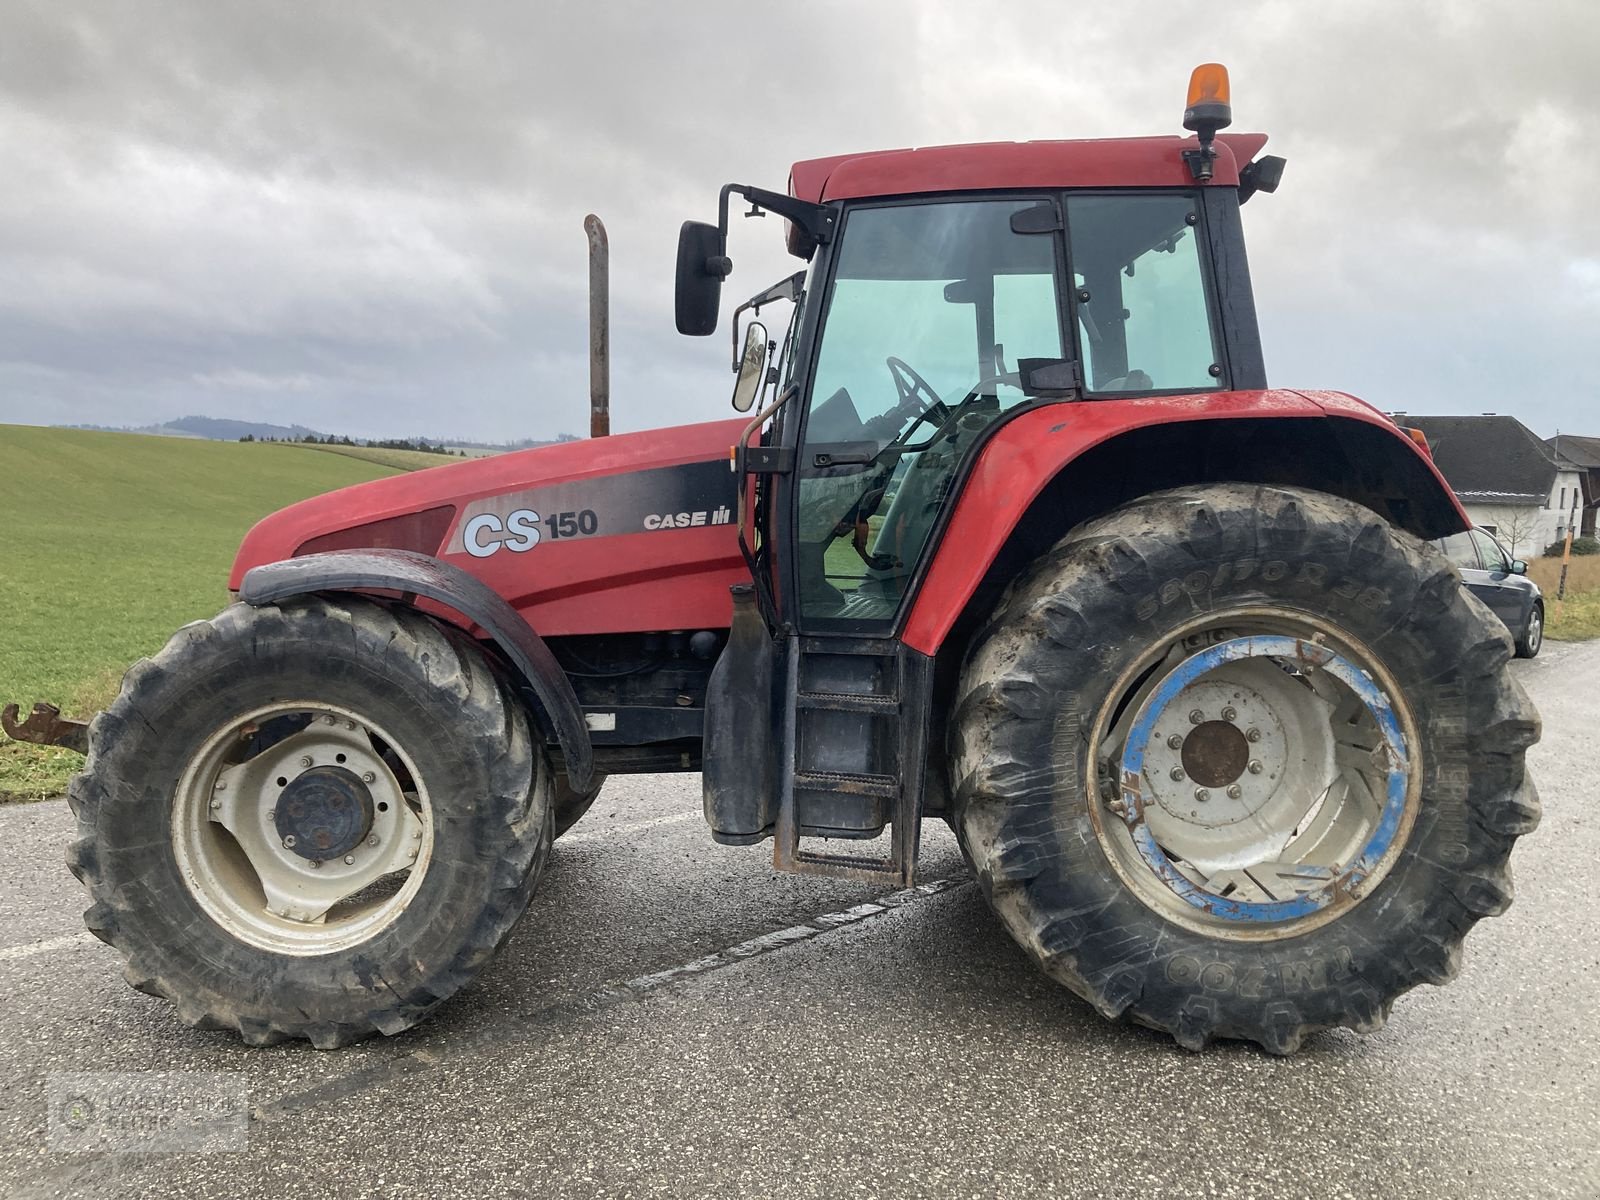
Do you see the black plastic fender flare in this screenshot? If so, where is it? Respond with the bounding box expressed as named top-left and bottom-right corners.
top-left (239, 549), bottom-right (593, 790)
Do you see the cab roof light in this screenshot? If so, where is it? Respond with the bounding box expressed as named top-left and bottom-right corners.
top-left (1182, 63), bottom-right (1233, 183)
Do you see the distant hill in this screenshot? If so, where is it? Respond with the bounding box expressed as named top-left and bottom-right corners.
top-left (58, 416), bottom-right (579, 454)
top-left (65, 416), bottom-right (325, 441)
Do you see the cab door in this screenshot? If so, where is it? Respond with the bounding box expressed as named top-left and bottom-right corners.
top-left (788, 197), bottom-right (1067, 633)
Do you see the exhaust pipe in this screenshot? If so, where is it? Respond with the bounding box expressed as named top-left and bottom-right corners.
top-left (584, 214), bottom-right (609, 438)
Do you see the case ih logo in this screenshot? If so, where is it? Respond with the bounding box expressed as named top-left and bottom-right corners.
top-left (444, 460), bottom-right (736, 559)
top-left (642, 507), bottom-right (733, 531)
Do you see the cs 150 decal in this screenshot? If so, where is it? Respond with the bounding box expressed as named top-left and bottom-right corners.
top-left (445, 459), bottom-right (737, 559)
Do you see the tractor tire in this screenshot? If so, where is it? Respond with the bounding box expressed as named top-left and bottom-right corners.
top-left (552, 772), bottom-right (607, 839)
top-left (952, 484), bottom-right (1540, 1054)
top-left (67, 596), bottom-right (552, 1049)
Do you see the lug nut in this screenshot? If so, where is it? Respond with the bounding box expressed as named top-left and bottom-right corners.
top-left (1221, 706), bottom-right (1237, 722)
top-left (267, 809), bottom-right (276, 821)
top-left (1170, 766), bottom-right (1186, 781)
top-left (1227, 784), bottom-right (1243, 799)
top-left (283, 835), bottom-right (297, 849)
top-left (362, 771), bottom-right (376, 784)
top-left (1194, 788), bottom-right (1210, 803)
top-left (1166, 734), bottom-right (1183, 749)
top-left (300, 756), bottom-right (314, 768)
top-left (367, 834), bottom-right (379, 847)
top-left (308, 859), bottom-right (321, 869)
top-left (1248, 760), bottom-right (1264, 775)
top-left (209, 799), bottom-right (221, 810)
top-left (324, 715), bottom-right (337, 726)
top-left (1107, 798), bottom-right (1127, 816)
top-left (344, 854), bottom-right (356, 865)
top-left (346, 720), bottom-right (357, 730)
top-left (1247, 728), bottom-right (1262, 743)
top-left (412, 829), bottom-right (422, 840)
top-left (214, 779), bottom-right (227, 791)
top-left (1188, 709), bottom-right (1205, 725)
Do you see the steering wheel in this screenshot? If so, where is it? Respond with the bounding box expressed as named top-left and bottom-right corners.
top-left (886, 356), bottom-right (943, 418)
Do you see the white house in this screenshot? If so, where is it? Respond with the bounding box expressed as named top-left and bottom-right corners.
top-left (1402, 414), bottom-right (1583, 559)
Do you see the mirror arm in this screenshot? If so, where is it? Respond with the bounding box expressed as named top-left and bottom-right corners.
top-left (718, 184), bottom-right (836, 249)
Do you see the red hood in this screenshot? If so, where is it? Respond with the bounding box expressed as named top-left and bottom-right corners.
top-left (231, 419), bottom-right (752, 637)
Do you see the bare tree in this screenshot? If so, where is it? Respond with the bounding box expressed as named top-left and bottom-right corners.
top-left (1491, 505), bottom-right (1541, 558)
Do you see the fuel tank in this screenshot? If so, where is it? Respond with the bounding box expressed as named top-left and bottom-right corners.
top-left (229, 420), bottom-right (751, 636)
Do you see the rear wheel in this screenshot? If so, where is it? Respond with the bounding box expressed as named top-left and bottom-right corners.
top-left (68, 597), bottom-right (552, 1048)
top-left (952, 484), bottom-right (1540, 1053)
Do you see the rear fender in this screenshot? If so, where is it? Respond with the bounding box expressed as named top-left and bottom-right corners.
top-left (239, 548), bottom-right (593, 789)
top-left (901, 389), bottom-right (1466, 656)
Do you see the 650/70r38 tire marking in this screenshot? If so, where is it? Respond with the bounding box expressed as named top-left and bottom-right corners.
top-left (951, 483), bottom-right (1541, 1054)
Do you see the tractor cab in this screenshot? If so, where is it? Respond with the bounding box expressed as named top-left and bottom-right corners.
top-left (677, 67), bottom-right (1286, 882)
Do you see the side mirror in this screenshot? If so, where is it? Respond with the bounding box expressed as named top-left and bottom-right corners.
top-left (1510, 559), bottom-right (1528, 575)
top-left (675, 221), bottom-right (730, 336)
top-left (731, 322), bottom-right (768, 413)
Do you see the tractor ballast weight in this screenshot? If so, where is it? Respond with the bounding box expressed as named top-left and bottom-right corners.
top-left (50, 66), bottom-right (1539, 1054)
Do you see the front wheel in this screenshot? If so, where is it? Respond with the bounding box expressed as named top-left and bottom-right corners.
top-left (952, 484), bottom-right (1540, 1053)
top-left (68, 597), bottom-right (552, 1048)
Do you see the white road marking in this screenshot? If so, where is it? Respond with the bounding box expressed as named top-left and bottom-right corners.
top-left (258, 873), bottom-right (971, 1119)
top-left (0, 931), bottom-right (95, 962)
top-left (559, 809), bottom-right (698, 845)
top-left (619, 878), bottom-right (963, 994)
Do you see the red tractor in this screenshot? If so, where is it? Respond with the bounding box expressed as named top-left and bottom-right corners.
top-left (60, 67), bottom-right (1539, 1053)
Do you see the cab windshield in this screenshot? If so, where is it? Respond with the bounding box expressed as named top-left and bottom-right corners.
top-left (793, 193), bottom-right (1221, 628)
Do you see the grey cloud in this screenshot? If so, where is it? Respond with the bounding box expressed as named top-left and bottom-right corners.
top-left (0, 0), bottom-right (1593, 442)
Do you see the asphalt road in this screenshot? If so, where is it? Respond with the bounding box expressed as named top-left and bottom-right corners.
top-left (1, 643), bottom-right (1596, 1199)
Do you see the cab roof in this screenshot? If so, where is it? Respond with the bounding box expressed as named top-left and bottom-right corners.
top-left (789, 133), bottom-right (1269, 203)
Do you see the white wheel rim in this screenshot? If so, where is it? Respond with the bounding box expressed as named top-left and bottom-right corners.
top-left (171, 702), bottom-right (434, 956)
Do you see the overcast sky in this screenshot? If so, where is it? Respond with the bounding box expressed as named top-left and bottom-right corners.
top-left (1, 0), bottom-right (1594, 443)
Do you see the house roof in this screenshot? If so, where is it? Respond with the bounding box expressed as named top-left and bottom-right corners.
top-left (1403, 415), bottom-right (1561, 506)
top-left (1547, 433), bottom-right (1600, 469)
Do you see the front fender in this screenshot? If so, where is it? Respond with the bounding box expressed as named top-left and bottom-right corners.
top-left (239, 548), bottom-right (592, 789)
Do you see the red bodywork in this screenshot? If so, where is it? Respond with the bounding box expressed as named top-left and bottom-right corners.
top-left (231, 421), bottom-right (749, 637)
top-left (232, 393), bottom-right (1457, 653)
top-left (790, 134), bottom-right (1267, 201)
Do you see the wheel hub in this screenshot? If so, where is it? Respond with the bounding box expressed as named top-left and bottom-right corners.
top-left (274, 766), bottom-right (374, 861)
top-left (1139, 675), bottom-right (1290, 834)
top-left (1180, 720), bottom-right (1248, 787)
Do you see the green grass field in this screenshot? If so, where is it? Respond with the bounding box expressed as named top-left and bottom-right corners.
top-left (282, 442), bottom-right (470, 473)
top-left (1530, 555), bottom-right (1600, 641)
top-left (0, 426), bottom-right (402, 799)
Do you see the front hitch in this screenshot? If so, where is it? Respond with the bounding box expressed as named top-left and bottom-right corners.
top-left (1, 702), bottom-right (90, 755)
